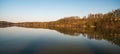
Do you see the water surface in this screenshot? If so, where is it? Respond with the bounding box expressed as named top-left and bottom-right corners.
top-left (0, 27), bottom-right (120, 54)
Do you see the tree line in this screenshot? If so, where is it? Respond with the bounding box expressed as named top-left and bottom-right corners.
top-left (0, 8), bottom-right (120, 29)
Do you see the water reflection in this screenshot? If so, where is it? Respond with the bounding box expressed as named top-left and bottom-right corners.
top-left (0, 25), bottom-right (120, 54)
top-left (11, 25), bottom-right (120, 47)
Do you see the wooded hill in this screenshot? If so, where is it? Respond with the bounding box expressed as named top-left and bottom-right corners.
top-left (0, 9), bottom-right (120, 29)
top-left (14, 9), bottom-right (120, 29)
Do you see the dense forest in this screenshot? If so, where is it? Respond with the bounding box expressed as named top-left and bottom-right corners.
top-left (0, 21), bottom-right (14, 28)
top-left (0, 9), bottom-right (120, 29)
top-left (0, 9), bottom-right (120, 28)
top-left (12, 9), bottom-right (120, 29)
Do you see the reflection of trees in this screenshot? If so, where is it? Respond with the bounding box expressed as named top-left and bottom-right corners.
top-left (1, 21), bottom-right (119, 46)
top-left (13, 25), bottom-right (120, 46)
top-left (57, 27), bottom-right (120, 46)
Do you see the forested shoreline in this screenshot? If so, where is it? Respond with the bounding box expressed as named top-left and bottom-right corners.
top-left (0, 9), bottom-right (120, 29)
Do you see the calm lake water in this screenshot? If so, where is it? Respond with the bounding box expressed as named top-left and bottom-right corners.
top-left (0, 27), bottom-right (120, 54)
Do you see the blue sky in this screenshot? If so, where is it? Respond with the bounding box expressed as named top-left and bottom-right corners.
top-left (0, 0), bottom-right (120, 22)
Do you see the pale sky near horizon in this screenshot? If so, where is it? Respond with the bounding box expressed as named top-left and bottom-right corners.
top-left (0, 0), bottom-right (120, 22)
